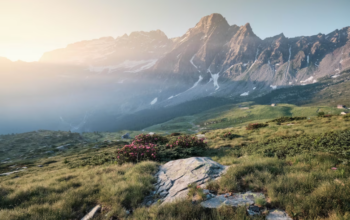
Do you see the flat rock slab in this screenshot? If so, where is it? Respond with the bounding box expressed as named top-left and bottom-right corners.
top-left (151, 157), bottom-right (227, 204)
top-left (201, 192), bottom-right (265, 208)
top-left (266, 209), bottom-right (292, 220)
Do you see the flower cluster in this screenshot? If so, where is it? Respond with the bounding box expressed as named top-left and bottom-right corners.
top-left (132, 134), bottom-right (168, 145)
top-left (116, 142), bottom-right (157, 164)
top-left (246, 123), bottom-right (268, 130)
top-left (166, 135), bottom-right (207, 149)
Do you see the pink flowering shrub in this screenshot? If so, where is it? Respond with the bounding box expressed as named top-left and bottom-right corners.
top-left (116, 142), bottom-right (157, 164)
top-left (166, 135), bottom-right (207, 149)
top-left (132, 134), bottom-right (168, 145)
top-left (246, 123), bottom-right (268, 130)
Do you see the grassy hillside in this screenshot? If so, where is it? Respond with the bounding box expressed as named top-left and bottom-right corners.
top-left (144, 103), bottom-right (345, 133)
top-left (1, 112), bottom-right (350, 219)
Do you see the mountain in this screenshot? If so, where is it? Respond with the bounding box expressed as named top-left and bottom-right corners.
top-left (2, 13), bottom-right (350, 134)
top-left (40, 30), bottom-right (173, 73)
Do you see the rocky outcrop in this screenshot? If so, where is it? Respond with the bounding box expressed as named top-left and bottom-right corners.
top-left (201, 191), bottom-right (264, 208)
top-left (145, 157), bottom-right (227, 205)
top-left (144, 157), bottom-right (293, 220)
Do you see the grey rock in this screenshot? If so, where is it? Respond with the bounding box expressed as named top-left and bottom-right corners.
top-left (201, 192), bottom-right (264, 208)
top-left (266, 209), bottom-right (292, 220)
top-left (148, 157), bottom-right (228, 205)
top-left (203, 189), bottom-right (210, 194)
top-left (247, 205), bottom-right (260, 216)
top-left (121, 133), bottom-right (130, 139)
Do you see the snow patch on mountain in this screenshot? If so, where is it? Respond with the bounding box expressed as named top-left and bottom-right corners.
top-left (240, 92), bottom-right (249, 96)
top-left (207, 66), bottom-right (220, 90)
top-left (270, 85), bottom-right (277, 89)
top-left (300, 76), bottom-right (314, 84)
top-left (88, 59), bottom-right (157, 73)
top-left (125, 59), bottom-right (158, 73)
top-left (284, 46), bottom-right (292, 78)
top-left (190, 55), bottom-right (200, 72)
top-left (188, 75), bottom-right (203, 90)
top-left (150, 98), bottom-right (158, 105)
top-left (167, 75), bottom-right (203, 100)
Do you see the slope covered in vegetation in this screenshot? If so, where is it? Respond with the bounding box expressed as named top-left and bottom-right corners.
top-left (1, 113), bottom-right (350, 219)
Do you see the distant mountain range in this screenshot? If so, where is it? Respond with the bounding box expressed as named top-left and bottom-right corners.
top-left (1, 13), bottom-right (350, 134)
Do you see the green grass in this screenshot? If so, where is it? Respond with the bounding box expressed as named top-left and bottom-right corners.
top-left (0, 156), bottom-right (157, 220)
top-left (143, 103), bottom-right (343, 134)
top-left (1, 106), bottom-right (350, 219)
top-left (212, 154), bottom-right (350, 219)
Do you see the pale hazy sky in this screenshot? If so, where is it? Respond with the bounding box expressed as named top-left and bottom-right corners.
top-left (1, 0), bottom-right (349, 62)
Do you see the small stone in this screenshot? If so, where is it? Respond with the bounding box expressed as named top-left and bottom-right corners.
top-left (247, 205), bottom-right (260, 216)
top-left (266, 209), bottom-right (292, 220)
top-left (203, 189), bottom-right (210, 194)
top-left (81, 205), bottom-right (101, 220)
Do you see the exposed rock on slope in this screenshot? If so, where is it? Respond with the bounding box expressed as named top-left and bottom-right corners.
top-left (146, 157), bottom-right (227, 205)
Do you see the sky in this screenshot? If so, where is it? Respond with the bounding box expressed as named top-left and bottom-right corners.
top-left (1, 0), bottom-right (350, 62)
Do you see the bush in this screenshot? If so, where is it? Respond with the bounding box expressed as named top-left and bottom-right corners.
top-left (170, 132), bottom-right (182, 136)
top-left (166, 135), bottom-right (206, 149)
top-left (318, 112), bottom-right (325, 117)
top-left (221, 132), bottom-right (241, 140)
top-left (270, 116), bottom-right (306, 123)
top-left (246, 123), bottom-right (268, 130)
top-left (153, 135), bottom-right (207, 161)
top-left (116, 143), bottom-right (157, 164)
top-left (132, 133), bottom-right (168, 145)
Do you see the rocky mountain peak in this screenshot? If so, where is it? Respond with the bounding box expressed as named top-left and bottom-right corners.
top-left (234, 23), bottom-right (259, 40)
top-left (194, 13), bottom-right (229, 32)
top-left (242, 23), bottom-right (253, 32)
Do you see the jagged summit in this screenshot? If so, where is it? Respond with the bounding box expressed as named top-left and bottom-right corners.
top-left (195, 13), bottom-right (229, 30)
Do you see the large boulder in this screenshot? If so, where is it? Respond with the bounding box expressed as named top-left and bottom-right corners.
top-left (149, 157), bottom-right (227, 204)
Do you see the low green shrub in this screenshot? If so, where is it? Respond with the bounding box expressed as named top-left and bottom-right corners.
top-left (170, 132), bottom-right (182, 136)
top-left (270, 116), bottom-right (307, 123)
top-left (221, 132), bottom-right (241, 140)
top-left (167, 135), bottom-right (206, 149)
top-left (318, 112), bottom-right (325, 117)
